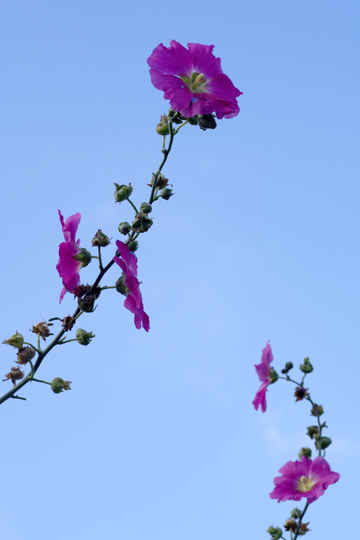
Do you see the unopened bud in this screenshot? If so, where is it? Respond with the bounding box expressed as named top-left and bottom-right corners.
top-left (294, 386), bottom-right (309, 402)
top-left (78, 294), bottom-right (97, 313)
top-left (75, 328), bottom-right (95, 346)
top-left (315, 437), bottom-right (332, 450)
top-left (114, 183), bottom-right (133, 203)
top-left (156, 114), bottom-right (170, 135)
top-left (51, 377), bottom-right (71, 394)
top-left (91, 229), bottom-right (110, 247)
top-left (198, 113), bottom-right (217, 131)
top-left (62, 315), bottom-right (76, 332)
top-left (128, 240), bottom-right (138, 253)
top-left (31, 320), bottom-right (53, 341)
top-left (160, 187), bottom-right (174, 200)
top-left (118, 222), bottom-right (131, 235)
top-left (74, 248), bottom-right (92, 268)
top-left (266, 526), bottom-right (282, 539)
top-left (16, 346), bottom-right (36, 365)
top-left (281, 361), bottom-right (294, 374)
top-left (167, 108), bottom-right (185, 124)
top-left (298, 447), bottom-right (312, 460)
top-left (2, 332), bottom-right (24, 349)
top-left (306, 426), bottom-right (319, 440)
top-left (300, 357), bottom-right (313, 374)
top-left (131, 212), bottom-right (153, 233)
top-left (188, 116), bottom-right (198, 125)
top-left (116, 274), bottom-right (129, 296)
top-left (290, 508), bottom-right (302, 519)
top-left (140, 202), bottom-right (152, 214)
top-left (310, 404), bottom-right (324, 417)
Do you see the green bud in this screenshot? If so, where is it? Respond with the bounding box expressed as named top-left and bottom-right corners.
top-left (281, 361), bottom-right (294, 374)
top-left (167, 108), bottom-right (185, 124)
top-left (269, 367), bottom-right (278, 384)
top-left (266, 526), bottom-right (283, 540)
top-left (2, 332), bottom-right (24, 349)
top-left (140, 202), bottom-right (152, 214)
top-left (51, 377), bottom-right (71, 394)
top-left (131, 213), bottom-right (153, 233)
top-left (118, 222), bottom-right (131, 235)
top-left (315, 436), bottom-right (332, 450)
top-left (78, 294), bottom-right (97, 313)
top-left (300, 357), bottom-right (313, 373)
top-left (74, 248), bottom-right (92, 267)
top-left (310, 403), bottom-right (324, 417)
top-left (188, 116), bottom-right (198, 125)
top-left (298, 447), bottom-right (312, 460)
top-left (114, 183), bottom-right (133, 203)
top-left (160, 187), bottom-right (174, 200)
top-left (198, 114), bottom-right (217, 130)
top-left (290, 508), bottom-right (302, 519)
top-left (115, 274), bottom-right (129, 296)
top-left (91, 229), bottom-right (110, 247)
top-left (156, 114), bottom-right (170, 135)
top-left (306, 426), bottom-right (319, 439)
top-left (128, 240), bottom-right (138, 253)
top-left (75, 328), bottom-right (95, 346)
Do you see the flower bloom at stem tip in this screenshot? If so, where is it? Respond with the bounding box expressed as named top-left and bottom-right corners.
top-left (270, 455), bottom-right (340, 504)
top-left (113, 240), bottom-right (150, 332)
top-left (252, 340), bottom-right (273, 412)
top-left (147, 40), bottom-right (242, 119)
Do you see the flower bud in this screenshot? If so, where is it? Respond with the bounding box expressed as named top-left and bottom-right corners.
top-left (140, 202), bottom-right (152, 214)
top-left (156, 114), bottom-right (170, 135)
top-left (3, 366), bottom-right (25, 384)
top-left (31, 320), bottom-right (53, 341)
top-left (306, 426), bottom-right (319, 439)
top-left (281, 361), bottom-right (294, 374)
top-left (188, 116), bottom-right (198, 125)
top-left (2, 332), bottom-right (24, 349)
top-left (16, 346), bottom-right (36, 365)
top-left (315, 436), bottom-right (332, 450)
top-left (131, 212), bottom-right (153, 233)
top-left (114, 183), bottom-right (133, 203)
top-left (300, 357), bottom-right (313, 374)
top-left (290, 508), bottom-right (302, 519)
top-left (167, 108), bottom-right (185, 124)
top-left (284, 519), bottom-right (298, 533)
top-left (128, 240), bottom-right (138, 253)
top-left (74, 248), bottom-right (92, 268)
top-left (118, 222), bottom-right (131, 235)
top-left (160, 187), bottom-right (174, 200)
top-left (198, 113), bottom-right (217, 130)
top-left (75, 328), bottom-right (95, 346)
top-left (78, 294), bottom-right (96, 313)
top-left (266, 526), bottom-right (283, 539)
top-left (269, 367), bottom-right (278, 384)
top-left (51, 377), bottom-right (71, 394)
top-left (149, 173), bottom-right (168, 189)
top-left (91, 229), bottom-right (110, 247)
top-left (294, 386), bottom-right (309, 402)
top-left (62, 315), bottom-right (76, 332)
top-left (310, 403), bottom-right (324, 417)
top-left (298, 447), bottom-right (312, 460)
top-left (116, 274), bottom-right (129, 296)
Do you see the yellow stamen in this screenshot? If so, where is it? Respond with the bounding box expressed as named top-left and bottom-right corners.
top-left (298, 475), bottom-right (315, 492)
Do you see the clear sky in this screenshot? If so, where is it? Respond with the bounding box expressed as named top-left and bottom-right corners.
top-left (1, 1), bottom-right (359, 538)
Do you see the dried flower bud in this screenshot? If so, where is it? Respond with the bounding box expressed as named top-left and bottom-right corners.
top-left (315, 437), bottom-right (332, 450)
top-left (3, 366), bottom-right (25, 384)
top-left (294, 386), bottom-right (309, 402)
top-left (156, 114), bottom-right (170, 135)
top-left (306, 426), bottom-right (319, 440)
top-left (300, 357), bottom-right (313, 374)
top-left (51, 377), bottom-right (71, 394)
top-left (78, 294), bottom-right (97, 313)
top-left (298, 447), bottom-right (312, 460)
top-left (281, 361), bottom-right (294, 374)
top-left (75, 328), bottom-right (95, 346)
top-left (310, 403), bottom-right (324, 417)
top-left (299, 522), bottom-right (310, 535)
top-left (290, 508), bottom-right (302, 519)
top-left (92, 229), bottom-right (110, 247)
top-left (62, 315), bottom-right (76, 332)
top-left (284, 519), bottom-right (298, 533)
top-left (159, 187), bottom-right (174, 200)
top-left (2, 331), bottom-right (24, 349)
top-left (74, 248), bottom-right (92, 267)
top-left (149, 173), bottom-right (169, 190)
top-left (198, 113), bottom-right (217, 130)
top-left (73, 284), bottom-right (91, 298)
top-left (128, 240), bottom-right (138, 253)
top-left (118, 222), bottom-right (131, 235)
top-left (266, 526), bottom-right (283, 540)
top-left (114, 183), bottom-right (133, 203)
top-left (16, 346), bottom-right (36, 365)
top-left (31, 320), bottom-right (53, 341)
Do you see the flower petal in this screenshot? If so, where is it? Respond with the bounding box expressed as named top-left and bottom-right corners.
top-left (148, 40), bottom-right (193, 77)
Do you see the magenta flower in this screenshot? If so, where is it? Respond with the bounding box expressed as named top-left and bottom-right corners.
top-left (113, 240), bottom-right (150, 332)
top-left (148, 41), bottom-right (242, 120)
top-left (56, 211), bottom-right (86, 303)
top-left (270, 455), bottom-right (340, 504)
top-left (252, 341), bottom-right (273, 412)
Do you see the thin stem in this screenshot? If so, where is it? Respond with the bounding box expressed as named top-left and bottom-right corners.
top-left (173, 119), bottom-right (189, 135)
top-left (126, 198), bottom-right (139, 214)
top-left (37, 333), bottom-right (41, 353)
top-left (32, 378), bottom-right (51, 385)
top-left (23, 342), bottom-right (40, 354)
top-left (149, 122), bottom-right (175, 205)
top-left (98, 246), bottom-right (103, 272)
top-left (293, 502), bottom-right (309, 540)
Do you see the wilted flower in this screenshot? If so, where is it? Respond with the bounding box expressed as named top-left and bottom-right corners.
top-left (252, 341), bottom-right (273, 412)
top-left (113, 240), bottom-right (150, 332)
top-left (56, 211), bottom-right (91, 303)
top-left (31, 320), bottom-right (53, 341)
top-left (16, 346), bottom-right (36, 365)
top-left (148, 41), bottom-right (242, 119)
top-left (62, 315), bottom-right (76, 332)
top-left (294, 386), bottom-right (309, 402)
top-left (270, 455), bottom-right (340, 504)
top-left (3, 366), bottom-right (25, 384)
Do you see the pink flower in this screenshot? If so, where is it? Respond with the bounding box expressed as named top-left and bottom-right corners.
top-left (147, 41), bottom-right (242, 120)
top-left (252, 341), bottom-right (273, 412)
top-left (113, 240), bottom-right (150, 332)
top-left (56, 211), bottom-right (84, 303)
top-left (270, 455), bottom-right (340, 504)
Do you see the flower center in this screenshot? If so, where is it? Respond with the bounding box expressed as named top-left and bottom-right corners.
top-left (180, 72), bottom-right (207, 93)
top-left (298, 475), bottom-right (315, 492)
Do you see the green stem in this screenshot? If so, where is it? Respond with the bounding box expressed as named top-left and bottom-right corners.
top-left (126, 198), bottom-right (139, 214)
top-left (293, 502), bottom-right (309, 540)
top-left (98, 246), bottom-right (103, 272)
top-left (32, 378), bottom-right (51, 385)
top-left (173, 119), bottom-right (189, 135)
top-left (101, 286), bottom-right (116, 290)
top-left (23, 342), bottom-right (40, 354)
top-left (37, 333), bottom-right (41, 353)
top-left (149, 121), bottom-right (175, 205)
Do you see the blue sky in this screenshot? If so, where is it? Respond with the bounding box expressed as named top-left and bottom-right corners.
top-left (0, 1), bottom-right (359, 538)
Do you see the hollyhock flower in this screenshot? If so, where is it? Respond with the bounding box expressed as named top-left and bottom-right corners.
top-left (252, 341), bottom-right (273, 412)
top-left (113, 240), bottom-right (150, 332)
top-left (56, 211), bottom-right (91, 303)
top-left (270, 455), bottom-right (340, 504)
top-left (147, 40), bottom-right (242, 119)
